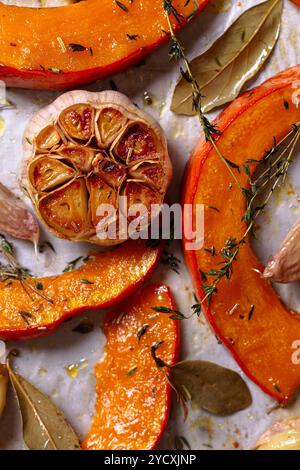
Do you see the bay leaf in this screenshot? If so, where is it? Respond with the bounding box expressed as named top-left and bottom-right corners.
top-left (8, 363), bottom-right (80, 450)
top-left (171, 360), bottom-right (252, 416)
top-left (171, 0), bottom-right (283, 115)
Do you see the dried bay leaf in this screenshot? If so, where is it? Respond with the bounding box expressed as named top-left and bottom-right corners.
top-left (7, 363), bottom-right (80, 450)
top-left (172, 0), bottom-right (283, 115)
top-left (171, 360), bottom-right (252, 416)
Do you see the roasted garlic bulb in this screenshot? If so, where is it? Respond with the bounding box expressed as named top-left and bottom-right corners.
top-left (21, 91), bottom-right (172, 246)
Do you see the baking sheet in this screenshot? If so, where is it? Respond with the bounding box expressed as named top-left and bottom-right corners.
top-left (0, 0), bottom-right (300, 451)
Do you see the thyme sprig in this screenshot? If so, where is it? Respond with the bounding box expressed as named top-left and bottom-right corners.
top-left (0, 234), bottom-right (53, 305)
top-left (200, 124), bottom-right (300, 306)
top-left (163, 1), bottom-right (243, 192)
top-left (151, 341), bottom-right (189, 417)
top-left (163, 1), bottom-right (300, 309)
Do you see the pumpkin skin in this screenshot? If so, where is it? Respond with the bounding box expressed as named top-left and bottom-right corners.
top-left (183, 66), bottom-right (300, 403)
top-left (82, 283), bottom-right (179, 450)
top-left (0, 0), bottom-right (209, 90)
top-left (0, 239), bottom-right (163, 341)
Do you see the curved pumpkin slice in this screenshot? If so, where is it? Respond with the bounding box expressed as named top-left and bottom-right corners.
top-left (0, 0), bottom-right (209, 90)
top-left (0, 240), bottom-right (163, 341)
top-left (28, 155), bottom-right (76, 193)
top-left (82, 283), bottom-right (179, 450)
top-left (183, 65), bottom-right (300, 403)
top-left (39, 178), bottom-right (88, 239)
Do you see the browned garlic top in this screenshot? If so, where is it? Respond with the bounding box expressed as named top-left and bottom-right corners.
top-left (21, 90), bottom-right (172, 246)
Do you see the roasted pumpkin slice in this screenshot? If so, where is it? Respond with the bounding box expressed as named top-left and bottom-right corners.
top-left (22, 90), bottom-right (172, 246)
top-left (28, 155), bottom-right (76, 193)
top-left (83, 283), bottom-right (179, 450)
top-left (0, 0), bottom-right (209, 90)
top-left (0, 239), bottom-right (163, 341)
top-left (39, 178), bottom-right (88, 239)
top-left (183, 65), bottom-right (300, 403)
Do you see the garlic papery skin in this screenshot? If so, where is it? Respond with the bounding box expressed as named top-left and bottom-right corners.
top-left (21, 90), bottom-right (172, 246)
top-left (263, 218), bottom-right (300, 283)
top-left (255, 417), bottom-right (300, 450)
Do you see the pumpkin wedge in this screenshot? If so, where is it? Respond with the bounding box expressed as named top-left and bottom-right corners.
top-left (183, 65), bottom-right (300, 403)
top-left (82, 283), bottom-right (179, 450)
top-left (0, 239), bottom-right (162, 341)
top-left (0, 0), bottom-right (208, 90)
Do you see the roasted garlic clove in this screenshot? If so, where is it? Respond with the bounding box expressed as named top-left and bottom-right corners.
top-left (39, 178), bottom-right (88, 239)
top-left (58, 144), bottom-right (95, 173)
top-left (263, 219), bottom-right (300, 283)
top-left (87, 174), bottom-right (117, 229)
top-left (255, 417), bottom-right (300, 450)
top-left (58, 104), bottom-right (95, 142)
top-left (35, 125), bottom-right (62, 152)
top-left (0, 364), bottom-right (8, 418)
top-left (129, 161), bottom-right (165, 192)
top-left (92, 154), bottom-right (127, 190)
top-left (28, 155), bottom-right (76, 193)
top-left (122, 181), bottom-right (161, 225)
top-left (96, 107), bottom-right (127, 147)
top-left (112, 122), bottom-right (159, 166)
top-left (22, 90), bottom-right (172, 246)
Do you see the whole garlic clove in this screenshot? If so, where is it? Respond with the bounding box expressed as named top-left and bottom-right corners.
top-left (0, 182), bottom-right (39, 247)
top-left (263, 218), bottom-right (300, 283)
top-left (22, 90), bottom-right (172, 246)
top-left (0, 364), bottom-right (8, 418)
top-left (255, 417), bottom-right (300, 450)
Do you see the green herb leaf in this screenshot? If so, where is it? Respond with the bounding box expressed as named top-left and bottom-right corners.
top-left (137, 324), bottom-right (150, 340)
top-left (115, 0), bottom-right (129, 12)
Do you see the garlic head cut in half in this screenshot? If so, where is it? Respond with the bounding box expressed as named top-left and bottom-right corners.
top-left (21, 91), bottom-right (172, 246)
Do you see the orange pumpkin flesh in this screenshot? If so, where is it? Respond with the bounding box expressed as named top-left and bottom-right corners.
top-left (183, 66), bottom-right (300, 403)
top-left (0, 0), bottom-right (209, 90)
top-left (0, 239), bottom-right (162, 341)
top-left (82, 283), bottom-right (179, 450)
